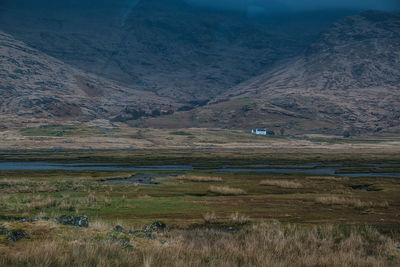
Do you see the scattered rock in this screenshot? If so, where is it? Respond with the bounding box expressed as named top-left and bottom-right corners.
top-left (114, 225), bottom-right (124, 233)
top-left (144, 221), bottom-right (168, 233)
top-left (110, 222), bottom-right (168, 241)
top-left (0, 215), bottom-right (25, 221)
top-left (7, 230), bottom-right (30, 242)
top-left (0, 215), bottom-right (51, 223)
top-left (0, 228), bottom-right (30, 242)
top-left (56, 215), bottom-right (89, 228)
top-left (119, 236), bottom-right (131, 248)
top-left (213, 226), bottom-right (234, 233)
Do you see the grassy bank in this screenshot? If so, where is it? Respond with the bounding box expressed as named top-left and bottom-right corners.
top-left (1, 221), bottom-right (399, 267)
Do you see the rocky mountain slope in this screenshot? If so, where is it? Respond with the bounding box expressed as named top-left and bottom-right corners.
top-left (151, 11), bottom-right (400, 134)
top-left (0, 0), bottom-right (349, 103)
top-left (0, 30), bottom-right (176, 120)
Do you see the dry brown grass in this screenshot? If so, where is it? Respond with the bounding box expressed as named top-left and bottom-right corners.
top-left (229, 212), bottom-right (250, 225)
top-left (307, 176), bottom-right (349, 181)
top-left (202, 212), bottom-right (217, 223)
top-left (315, 196), bottom-right (389, 208)
top-left (5, 193), bottom-right (119, 213)
top-left (179, 175), bottom-right (223, 182)
top-left (0, 178), bottom-right (29, 185)
top-left (137, 194), bottom-right (152, 199)
top-left (104, 198), bottom-right (112, 206)
top-left (208, 186), bottom-right (246, 196)
top-left (0, 222), bottom-right (398, 267)
top-left (0, 180), bottom-right (57, 194)
top-left (25, 198), bottom-right (58, 211)
top-left (259, 179), bottom-right (302, 189)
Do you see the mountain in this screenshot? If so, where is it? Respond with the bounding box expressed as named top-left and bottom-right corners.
top-left (147, 11), bottom-right (400, 134)
top-left (0, 0), bottom-right (351, 104)
top-left (0, 30), bottom-right (176, 120)
top-left (1, 2), bottom-right (399, 135)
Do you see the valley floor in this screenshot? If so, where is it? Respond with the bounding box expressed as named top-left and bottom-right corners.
top-left (1, 121), bottom-right (400, 152)
top-left (0, 149), bottom-right (399, 266)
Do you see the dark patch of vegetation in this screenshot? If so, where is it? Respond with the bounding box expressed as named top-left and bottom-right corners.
top-left (169, 131), bottom-right (193, 136)
top-left (21, 125), bottom-right (114, 137)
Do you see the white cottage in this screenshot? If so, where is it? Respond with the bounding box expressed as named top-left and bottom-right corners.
top-left (251, 129), bottom-right (267, 135)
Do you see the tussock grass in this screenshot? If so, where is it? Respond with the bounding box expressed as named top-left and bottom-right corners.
top-left (179, 175), bottom-right (223, 182)
top-left (0, 178), bottom-right (30, 185)
top-left (330, 188), bottom-right (352, 194)
top-left (259, 179), bottom-right (302, 189)
top-left (208, 186), bottom-right (246, 196)
top-left (0, 180), bottom-right (58, 194)
top-left (307, 176), bottom-right (349, 181)
top-left (229, 212), bottom-right (250, 225)
top-left (315, 196), bottom-right (389, 208)
top-left (202, 212), bottom-right (217, 223)
top-left (25, 198), bottom-right (58, 211)
top-left (0, 222), bottom-right (398, 267)
top-left (4, 193), bottom-right (115, 214)
top-left (202, 212), bottom-right (250, 225)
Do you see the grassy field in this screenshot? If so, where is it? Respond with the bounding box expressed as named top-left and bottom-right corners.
top-left (1, 123), bottom-right (400, 152)
top-left (0, 150), bottom-right (399, 266)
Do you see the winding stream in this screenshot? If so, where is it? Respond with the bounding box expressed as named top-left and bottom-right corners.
top-left (0, 162), bottom-right (399, 178)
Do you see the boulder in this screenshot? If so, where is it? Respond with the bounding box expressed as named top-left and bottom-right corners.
top-left (144, 221), bottom-right (168, 233)
top-left (0, 228), bottom-right (30, 242)
top-left (114, 225), bottom-right (124, 233)
top-left (7, 230), bottom-right (30, 242)
top-left (56, 215), bottom-right (89, 228)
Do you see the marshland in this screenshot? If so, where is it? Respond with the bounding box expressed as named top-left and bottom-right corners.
top-left (0, 149), bottom-right (399, 266)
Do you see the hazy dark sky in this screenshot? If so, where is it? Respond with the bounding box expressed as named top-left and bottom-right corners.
top-left (185, 0), bottom-right (400, 12)
top-left (2, 0), bottom-right (400, 14)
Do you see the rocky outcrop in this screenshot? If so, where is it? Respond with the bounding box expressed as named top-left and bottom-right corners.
top-left (55, 215), bottom-right (89, 228)
top-left (144, 221), bottom-right (168, 233)
top-left (0, 228), bottom-right (30, 242)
